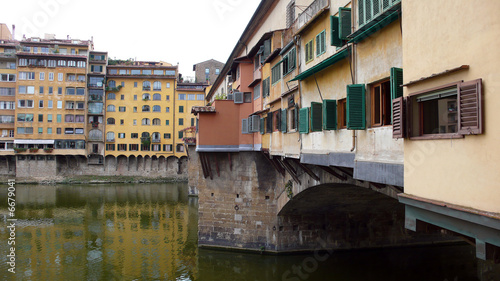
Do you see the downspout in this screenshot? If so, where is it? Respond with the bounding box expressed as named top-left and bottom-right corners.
top-left (349, 4), bottom-right (357, 153)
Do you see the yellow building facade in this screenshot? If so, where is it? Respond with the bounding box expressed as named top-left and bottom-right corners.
top-left (105, 62), bottom-right (180, 158)
top-left (15, 37), bottom-right (91, 157)
top-left (0, 38), bottom-right (17, 156)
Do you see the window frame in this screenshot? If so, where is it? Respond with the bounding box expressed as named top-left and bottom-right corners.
top-left (370, 79), bottom-right (391, 127)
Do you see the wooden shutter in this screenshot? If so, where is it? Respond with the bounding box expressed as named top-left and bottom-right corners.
top-left (276, 110), bottom-right (281, 132)
top-left (251, 115), bottom-right (260, 132)
top-left (339, 8), bottom-right (352, 40)
top-left (311, 102), bottom-right (322, 132)
top-left (234, 92), bottom-right (244, 104)
top-left (281, 109), bottom-right (288, 133)
top-left (458, 79), bottom-right (483, 135)
top-left (390, 67), bottom-right (404, 101)
top-left (347, 84), bottom-right (366, 130)
top-left (323, 99), bottom-right (337, 130)
top-left (294, 104), bottom-right (299, 130)
top-left (260, 118), bottom-right (265, 134)
top-left (299, 107), bottom-right (309, 134)
top-left (266, 112), bottom-right (273, 133)
top-left (331, 16), bottom-right (343, 47)
top-left (392, 97), bottom-right (405, 138)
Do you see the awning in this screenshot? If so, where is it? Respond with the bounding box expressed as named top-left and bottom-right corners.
top-left (14, 139), bottom-right (55, 144)
top-left (348, 9), bottom-right (400, 44)
top-left (290, 47), bottom-right (350, 81)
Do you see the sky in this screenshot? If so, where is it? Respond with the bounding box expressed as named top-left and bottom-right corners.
top-left (1, 0), bottom-right (261, 80)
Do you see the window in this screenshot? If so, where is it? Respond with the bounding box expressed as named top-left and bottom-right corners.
top-left (47, 114), bottom-right (53, 123)
top-left (188, 94), bottom-right (195, 100)
top-left (142, 93), bottom-right (150, 100)
top-left (142, 105), bottom-right (150, 112)
top-left (118, 133), bottom-right (125, 139)
top-left (178, 94), bottom-right (185, 100)
top-left (164, 133), bottom-right (171, 139)
top-left (134, 95), bottom-right (137, 100)
top-left (197, 94), bottom-right (204, 100)
top-left (358, 0), bottom-right (398, 27)
top-left (57, 114), bottom-right (62, 123)
top-left (299, 108), bottom-right (309, 134)
top-left (305, 40), bottom-right (314, 63)
top-left (64, 128), bottom-right (74, 134)
top-left (133, 107), bottom-right (137, 112)
top-left (167, 83), bottom-right (171, 88)
top-left (119, 106), bottom-right (126, 112)
top-left (19, 72), bottom-right (35, 80)
top-left (282, 48), bottom-right (296, 76)
top-left (154, 70), bottom-right (164, 75)
top-left (337, 99), bottom-right (347, 129)
top-left (179, 118), bottom-right (184, 126)
top-left (153, 118), bottom-right (161, 125)
top-left (66, 88), bottom-right (75, 95)
top-left (39, 86), bottom-right (44, 94)
top-left (131, 133), bottom-right (138, 139)
top-left (48, 60), bottom-right (56, 67)
top-left (77, 75), bottom-right (85, 82)
top-left (216, 68), bottom-right (220, 75)
top-left (108, 80), bottom-right (116, 88)
top-left (176, 144), bottom-right (185, 153)
top-left (153, 105), bottom-right (161, 112)
top-left (108, 93), bottom-right (116, 100)
top-left (107, 105), bottom-right (115, 112)
top-left (67, 74), bottom-right (76, 81)
top-left (0, 74), bottom-right (15, 82)
top-left (0, 88), bottom-right (14, 96)
top-left (347, 84), bottom-right (366, 130)
top-left (107, 118), bottom-right (115, 125)
top-left (120, 119), bottom-right (124, 125)
top-left (106, 132), bottom-right (115, 142)
top-left (48, 87), bottom-right (53, 95)
top-left (272, 63), bottom-right (281, 85)
top-left (75, 115), bottom-right (84, 123)
top-left (58, 73), bottom-right (63, 81)
top-left (316, 30), bottom-right (326, 56)
top-left (65, 114), bottom-right (75, 123)
top-left (178, 131), bottom-right (184, 139)
top-left (153, 93), bottom-right (161, 100)
top-left (262, 77), bottom-right (270, 98)
top-left (0, 102), bottom-right (15, 110)
top-left (106, 144), bottom-right (115, 151)
top-left (47, 128), bottom-right (52, 134)
top-left (370, 80), bottom-right (391, 127)
top-left (166, 120), bottom-right (170, 126)
top-left (153, 81), bottom-right (162, 90)
top-left (179, 106), bottom-right (184, 113)
top-left (17, 127), bottom-right (33, 134)
top-left (65, 101), bottom-right (75, 109)
top-left (118, 144), bottom-right (127, 151)
top-left (76, 88), bottom-right (85, 95)
top-left (58, 87), bottom-right (62, 95)
top-left (39, 100), bottom-right (44, 108)
top-left (129, 144), bottom-right (139, 151)
top-left (254, 83), bottom-right (260, 100)
top-left (38, 127), bottom-right (43, 134)
top-left (39, 72), bottom-right (45, 80)
top-left (143, 81), bottom-right (151, 90)
top-left (142, 118), bottom-right (151, 125)
top-left (164, 144), bottom-right (173, 152)
top-left (57, 128), bottom-right (61, 134)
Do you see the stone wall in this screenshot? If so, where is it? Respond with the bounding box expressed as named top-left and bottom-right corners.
top-left (11, 155), bottom-right (188, 180)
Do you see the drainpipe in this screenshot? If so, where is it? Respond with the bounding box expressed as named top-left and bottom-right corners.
top-left (350, 130), bottom-right (356, 152)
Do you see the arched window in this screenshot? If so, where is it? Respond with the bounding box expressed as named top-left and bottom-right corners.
top-left (143, 81), bottom-right (151, 90)
top-left (89, 129), bottom-right (103, 140)
top-left (152, 105), bottom-right (161, 112)
top-left (107, 93), bottom-right (116, 100)
top-left (153, 93), bottom-right (161, 100)
top-left (142, 118), bottom-right (151, 125)
top-left (141, 132), bottom-right (150, 138)
top-left (153, 81), bottom-right (162, 90)
top-left (106, 132), bottom-right (115, 141)
top-left (152, 132), bottom-right (161, 141)
top-left (152, 118), bottom-right (161, 126)
top-left (142, 105), bottom-right (150, 112)
top-left (107, 105), bottom-right (115, 112)
top-left (107, 118), bottom-right (115, 125)
top-left (142, 93), bottom-right (150, 100)
top-left (108, 80), bottom-right (116, 88)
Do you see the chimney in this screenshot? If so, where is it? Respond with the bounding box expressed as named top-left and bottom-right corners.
top-left (11, 25), bottom-right (15, 40)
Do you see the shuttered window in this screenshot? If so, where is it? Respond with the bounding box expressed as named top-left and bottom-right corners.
top-left (260, 118), bottom-right (265, 134)
top-left (330, 16), bottom-right (343, 47)
top-left (242, 119), bottom-right (249, 134)
top-left (390, 67), bottom-right (403, 100)
top-left (458, 79), bottom-right (482, 135)
top-left (347, 84), bottom-right (366, 130)
top-left (339, 8), bottom-right (352, 40)
top-left (316, 30), bottom-right (326, 57)
top-left (266, 112), bottom-right (273, 133)
top-left (262, 77), bottom-right (270, 97)
top-left (272, 63), bottom-right (282, 85)
top-left (323, 100), bottom-right (337, 130)
top-left (310, 102), bottom-right (323, 132)
top-left (305, 40), bottom-right (314, 63)
top-left (281, 109), bottom-right (288, 133)
top-left (299, 107), bottom-right (309, 134)
top-left (358, 0), bottom-right (401, 27)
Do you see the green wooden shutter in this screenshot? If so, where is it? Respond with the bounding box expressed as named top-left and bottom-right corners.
top-left (299, 107), bottom-right (309, 134)
top-left (281, 109), bottom-right (288, 133)
top-left (323, 99), bottom-right (337, 130)
top-left (260, 118), bottom-right (265, 134)
top-left (390, 67), bottom-right (404, 101)
top-left (266, 112), bottom-right (273, 133)
top-left (331, 16), bottom-right (343, 47)
top-left (339, 8), bottom-right (352, 40)
top-left (347, 84), bottom-right (366, 130)
top-left (294, 105), bottom-right (299, 130)
top-left (310, 102), bottom-right (323, 132)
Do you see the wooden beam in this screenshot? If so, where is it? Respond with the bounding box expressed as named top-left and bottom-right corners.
top-left (334, 166), bottom-right (353, 178)
top-left (260, 151), bottom-right (285, 177)
top-left (370, 182), bottom-right (387, 189)
top-left (215, 154), bottom-right (220, 177)
top-left (291, 158), bottom-right (320, 181)
top-left (207, 153), bottom-right (213, 180)
top-left (319, 166), bottom-right (347, 181)
top-left (280, 158), bottom-right (301, 184)
top-left (200, 153), bottom-right (209, 179)
top-left (228, 153), bottom-right (232, 171)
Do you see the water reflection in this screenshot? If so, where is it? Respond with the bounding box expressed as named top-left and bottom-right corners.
top-left (0, 184), bottom-right (487, 281)
top-left (0, 184), bottom-right (198, 281)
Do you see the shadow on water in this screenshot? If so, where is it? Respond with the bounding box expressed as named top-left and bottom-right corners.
top-left (0, 183), bottom-right (492, 281)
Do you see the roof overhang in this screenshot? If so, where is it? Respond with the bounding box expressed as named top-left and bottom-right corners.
top-left (290, 46), bottom-right (350, 82)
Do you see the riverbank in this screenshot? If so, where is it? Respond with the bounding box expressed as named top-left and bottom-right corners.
top-left (0, 175), bottom-right (188, 185)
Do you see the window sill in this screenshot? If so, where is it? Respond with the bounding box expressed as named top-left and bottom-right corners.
top-left (410, 134), bottom-right (464, 140)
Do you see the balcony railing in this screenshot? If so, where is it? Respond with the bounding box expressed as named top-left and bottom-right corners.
top-left (295, 0), bottom-right (329, 31)
top-left (152, 138), bottom-right (161, 143)
top-left (106, 138), bottom-right (115, 142)
top-left (143, 86), bottom-right (151, 91)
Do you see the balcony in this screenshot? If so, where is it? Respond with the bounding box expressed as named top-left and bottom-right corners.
top-left (106, 138), bottom-right (115, 142)
top-left (295, 0), bottom-right (330, 32)
top-left (143, 86), bottom-right (151, 91)
top-left (88, 95), bottom-right (103, 102)
top-left (152, 138), bottom-right (161, 143)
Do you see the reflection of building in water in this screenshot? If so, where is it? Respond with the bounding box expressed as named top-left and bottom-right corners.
top-left (0, 185), bottom-right (197, 280)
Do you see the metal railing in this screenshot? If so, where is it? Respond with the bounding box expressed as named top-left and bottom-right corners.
top-left (295, 0), bottom-right (329, 31)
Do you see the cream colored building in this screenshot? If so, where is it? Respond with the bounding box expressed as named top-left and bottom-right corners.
top-left (397, 0), bottom-right (500, 261)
